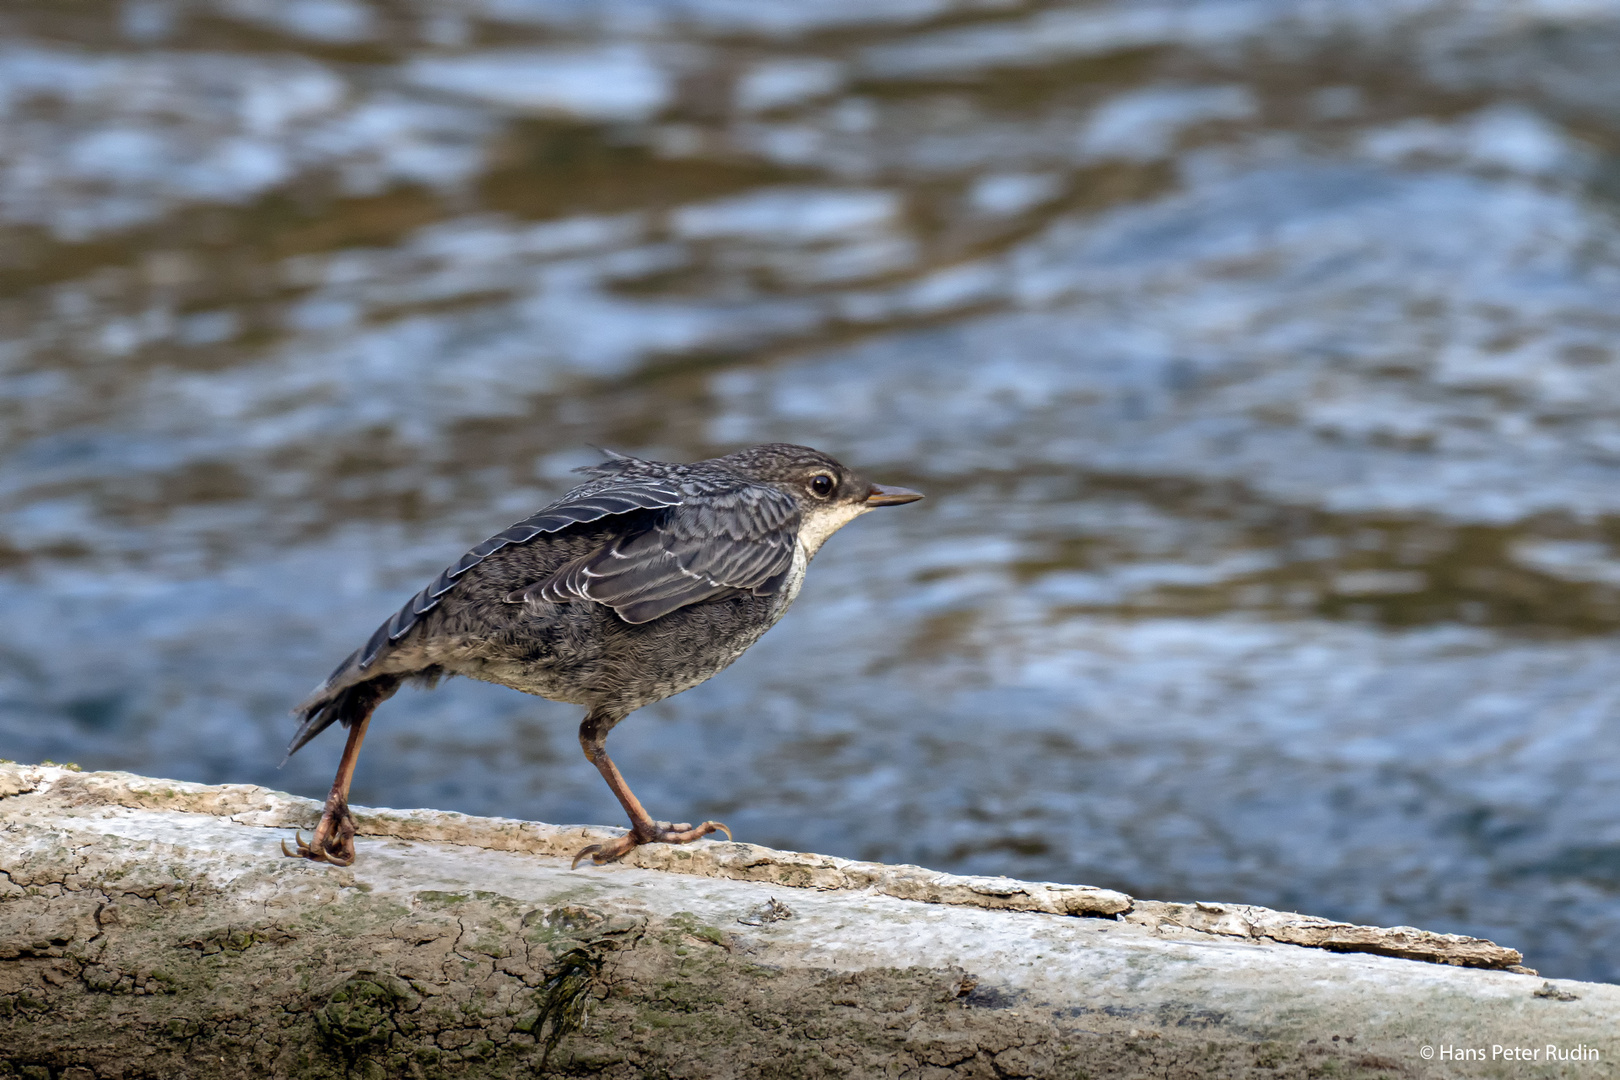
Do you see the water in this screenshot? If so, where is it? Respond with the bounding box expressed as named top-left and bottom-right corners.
top-left (4, 0), bottom-right (1620, 981)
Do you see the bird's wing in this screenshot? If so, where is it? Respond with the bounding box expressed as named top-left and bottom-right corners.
top-left (354, 476), bottom-right (685, 670)
top-left (520, 481), bottom-right (800, 624)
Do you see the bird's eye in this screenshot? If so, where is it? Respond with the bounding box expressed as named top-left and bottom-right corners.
top-left (808, 474), bottom-right (835, 497)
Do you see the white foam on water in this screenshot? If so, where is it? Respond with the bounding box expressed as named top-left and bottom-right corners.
top-left (672, 186), bottom-right (902, 242)
top-left (735, 57), bottom-right (845, 113)
top-left (404, 45), bottom-right (673, 122)
top-left (1076, 86), bottom-right (1258, 163)
top-left (965, 172), bottom-right (1065, 217)
top-left (215, 0), bottom-right (378, 43)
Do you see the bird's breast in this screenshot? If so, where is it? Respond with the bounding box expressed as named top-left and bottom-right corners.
top-left (771, 541), bottom-right (812, 620)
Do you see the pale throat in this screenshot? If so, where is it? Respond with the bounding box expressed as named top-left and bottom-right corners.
top-left (796, 502), bottom-right (873, 559)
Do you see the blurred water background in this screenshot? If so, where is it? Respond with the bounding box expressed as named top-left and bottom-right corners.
top-left (5, 0), bottom-right (1620, 981)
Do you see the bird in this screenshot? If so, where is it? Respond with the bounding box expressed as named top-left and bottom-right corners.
top-left (281, 443), bottom-right (923, 868)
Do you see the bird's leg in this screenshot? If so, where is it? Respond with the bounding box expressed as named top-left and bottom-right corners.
top-left (283, 706), bottom-right (375, 866)
top-left (571, 710), bottom-right (731, 868)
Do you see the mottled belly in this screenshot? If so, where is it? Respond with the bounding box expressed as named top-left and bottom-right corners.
top-left (453, 587), bottom-right (794, 714)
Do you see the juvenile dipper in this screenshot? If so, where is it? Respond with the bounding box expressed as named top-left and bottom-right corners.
top-left (283, 444), bottom-right (922, 867)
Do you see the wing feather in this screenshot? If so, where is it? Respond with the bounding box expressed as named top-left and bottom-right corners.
top-left (354, 469), bottom-right (801, 673)
top-left (355, 476), bottom-right (683, 669)
top-left (524, 482), bottom-right (799, 625)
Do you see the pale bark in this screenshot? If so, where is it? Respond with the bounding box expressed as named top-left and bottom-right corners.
top-left (0, 763), bottom-right (1612, 1079)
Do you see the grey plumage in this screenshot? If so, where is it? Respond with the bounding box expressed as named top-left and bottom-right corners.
top-left (283, 443), bottom-right (922, 866)
top-left (526, 472), bottom-right (799, 623)
top-left (363, 473), bottom-right (688, 666)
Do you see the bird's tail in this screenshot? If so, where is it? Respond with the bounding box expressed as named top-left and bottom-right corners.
top-left (282, 673), bottom-right (402, 765)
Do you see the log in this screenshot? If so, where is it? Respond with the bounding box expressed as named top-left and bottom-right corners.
top-left (0, 762), bottom-right (1614, 1078)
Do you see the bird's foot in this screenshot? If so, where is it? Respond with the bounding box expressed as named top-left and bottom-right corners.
top-left (281, 798), bottom-right (357, 866)
top-left (572, 819), bottom-right (731, 869)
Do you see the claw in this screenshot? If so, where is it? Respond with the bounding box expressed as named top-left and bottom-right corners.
top-left (571, 831), bottom-right (638, 869)
top-left (282, 810), bottom-right (356, 865)
top-left (570, 820), bottom-right (733, 869)
top-left (283, 829), bottom-right (331, 863)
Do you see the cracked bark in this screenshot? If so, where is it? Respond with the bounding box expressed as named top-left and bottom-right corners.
top-left (1, 763), bottom-right (1614, 1080)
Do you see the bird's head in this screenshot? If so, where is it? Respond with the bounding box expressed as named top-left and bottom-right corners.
top-left (719, 443), bottom-right (924, 557)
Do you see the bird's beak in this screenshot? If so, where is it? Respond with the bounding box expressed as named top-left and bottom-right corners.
top-left (864, 483), bottom-right (924, 507)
